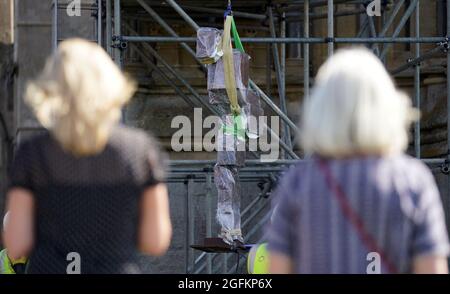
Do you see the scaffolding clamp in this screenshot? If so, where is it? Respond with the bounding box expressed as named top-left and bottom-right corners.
top-left (112, 35), bottom-right (128, 50)
top-left (440, 37), bottom-right (450, 52)
top-left (325, 37), bottom-right (335, 44)
top-left (407, 57), bottom-right (419, 67)
top-left (441, 159), bottom-right (450, 175)
top-left (183, 174), bottom-right (195, 185)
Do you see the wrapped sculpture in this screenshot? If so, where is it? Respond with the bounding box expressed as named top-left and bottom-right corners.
top-left (196, 15), bottom-right (263, 247)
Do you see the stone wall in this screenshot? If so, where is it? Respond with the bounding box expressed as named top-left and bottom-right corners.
top-left (14, 0), bottom-right (53, 143)
top-left (0, 0), bottom-right (14, 44)
top-left (0, 43), bottom-right (14, 222)
top-left (0, 0), bottom-right (14, 230)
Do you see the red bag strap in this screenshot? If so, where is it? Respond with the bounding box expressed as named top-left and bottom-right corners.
top-left (317, 159), bottom-right (398, 274)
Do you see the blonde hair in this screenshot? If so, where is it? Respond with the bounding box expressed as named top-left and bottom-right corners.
top-left (301, 47), bottom-right (418, 158)
top-left (25, 38), bottom-right (136, 156)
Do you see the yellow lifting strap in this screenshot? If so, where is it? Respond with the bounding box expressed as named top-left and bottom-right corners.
top-left (221, 15), bottom-right (241, 115)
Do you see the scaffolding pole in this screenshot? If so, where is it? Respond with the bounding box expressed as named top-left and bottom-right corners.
top-left (106, 0), bottom-right (112, 56)
top-left (281, 10), bottom-right (288, 152)
top-left (180, 5), bottom-right (267, 21)
top-left (367, 13), bottom-right (380, 55)
top-left (390, 44), bottom-right (445, 76)
top-left (357, 13), bottom-right (369, 38)
top-left (414, 1), bottom-right (421, 159)
top-left (327, 0), bottom-right (334, 56)
top-left (304, 0), bottom-right (310, 100)
top-left (205, 172), bottom-right (213, 274)
top-left (97, 0), bottom-right (102, 45)
top-left (268, 6), bottom-right (292, 153)
top-left (447, 0), bottom-right (450, 230)
top-left (131, 44), bottom-right (200, 108)
top-left (380, 0), bottom-right (419, 60)
top-left (52, 0), bottom-right (58, 51)
top-left (113, 0), bottom-right (121, 68)
top-left (375, 0), bottom-right (405, 47)
top-left (121, 36), bottom-right (445, 44)
top-left (136, 0), bottom-right (197, 59)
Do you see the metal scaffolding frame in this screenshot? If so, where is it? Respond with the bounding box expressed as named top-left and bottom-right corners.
top-left (53, 0), bottom-right (450, 273)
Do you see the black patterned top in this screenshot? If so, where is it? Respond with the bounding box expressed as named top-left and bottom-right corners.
top-left (8, 125), bottom-right (166, 274)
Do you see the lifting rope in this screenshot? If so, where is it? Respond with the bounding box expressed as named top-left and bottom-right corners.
top-left (222, 16), bottom-right (240, 115)
top-left (222, 0), bottom-right (245, 115)
top-left (220, 1), bottom-right (247, 140)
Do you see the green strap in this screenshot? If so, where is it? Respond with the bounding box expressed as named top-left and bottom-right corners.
top-left (221, 113), bottom-right (246, 142)
top-left (231, 17), bottom-right (245, 53)
top-left (229, 16), bottom-right (246, 137)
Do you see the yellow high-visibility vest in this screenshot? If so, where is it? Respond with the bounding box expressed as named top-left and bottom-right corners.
top-left (247, 243), bottom-right (269, 274)
top-left (0, 249), bottom-right (27, 274)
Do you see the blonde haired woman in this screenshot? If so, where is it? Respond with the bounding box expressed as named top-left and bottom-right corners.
top-left (3, 39), bottom-right (172, 274)
top-left (268, 48), bottom-right (449, 274)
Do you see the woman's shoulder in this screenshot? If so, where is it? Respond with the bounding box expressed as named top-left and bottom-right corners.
top-left (278, 154), bottom-right (434, 189)
top-left (109, 126), bottom-right (163, 160)
top-left (375, 154), bottom-right (438, 209)
top-left (109, 125), bottom-right (167, 177)
top-left (388, 154), bottom-right (434, 179)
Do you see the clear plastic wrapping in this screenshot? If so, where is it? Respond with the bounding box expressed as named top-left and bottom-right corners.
top-left (207, 50), bottom-right (249, 90)
top-left (208, 88), bottom-right (247, 105)
top-left (243, 88), bottom-right (264, 119)
top-left (216, 148), bottom-right (246, 166)
top-left (211, 102), bottom-right (246, 167)
top-left (196, 27), bottom-right (223, 64)
top-left (214, 164), bottom-right (243, 244)
top-left (243, 88), bottom-right (264, 139)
